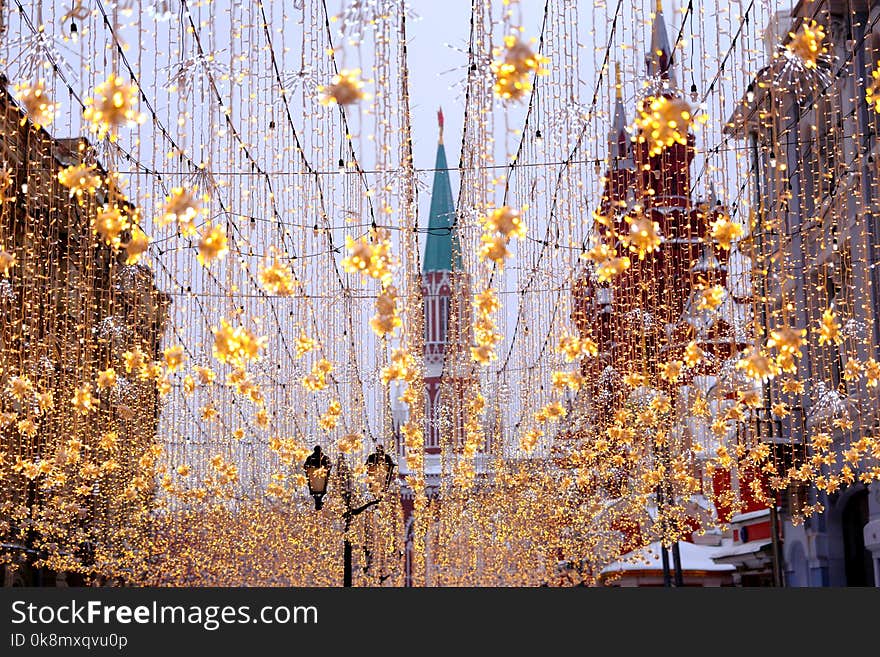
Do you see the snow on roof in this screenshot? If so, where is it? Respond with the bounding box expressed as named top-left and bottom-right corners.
top-left (602, 541), bottom-right (736, 574)
top-left (729, 509), bottom-right (770, 524)
top-left (711, 539), bottom-right (773, 561)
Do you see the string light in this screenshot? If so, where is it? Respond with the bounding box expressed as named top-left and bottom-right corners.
top-left (0, 0), bottom-right (877, 588)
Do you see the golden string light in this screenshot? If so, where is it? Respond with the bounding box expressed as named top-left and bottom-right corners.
top-left (0, 0), bottom-right (878, 588)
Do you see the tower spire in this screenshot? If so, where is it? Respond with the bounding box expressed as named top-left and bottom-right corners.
top-left (609, 62), bottom-right (631, 167)
top-left (647, 0), bottom-right (674, 82)
top-left (423, 111), bottom-right (461, 272)
top-left (437, 106), bottom-right (444, 144)
top-left (615, 61), bottom-right (622, 100)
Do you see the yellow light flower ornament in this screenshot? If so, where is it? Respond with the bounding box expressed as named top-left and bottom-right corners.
top-left (92, 203), bottom-right (130, 250)
top-left (14, 78), bottom-right (57, 128)
top-left (211, 319), bottom-right (266, 367)
top-left (491, 35), bottom-right (549, 103)
top-left (197, 223), bottom-right (229, 266)
top-left (736, 348), bottom-right (779, 383)
top-left (709, 215), bottom-right (743, 250)
top-left (624, 212), bottom-right (663, 260)
top-left (58, 164), bottom-right (103, 202)
top-left (633, 95), bottom-right (696, 157)
top-left (341, 228), bottom-right (396, 286)
top-left (259, 255), bottom-right (298, 296)
top-left (319, 68), bottom-right (370, 106)
top-left (478, 233), bottom-right (512, 268)
top-left (83, 74), bottom-right (145, 140)
top-left (866, 66), bottom-right (880, 113)
top-left (786, 20), bottom-right (827, 70)
top-left (124, 225), bottom-right (150, 264)
top-left (482, 206), bottom-right (527, 239)
top-left (817, 307), bottom-right (843, 346)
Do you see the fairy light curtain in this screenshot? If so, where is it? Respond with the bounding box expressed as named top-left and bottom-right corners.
top-left (0, 0), bottom-right (877, 586)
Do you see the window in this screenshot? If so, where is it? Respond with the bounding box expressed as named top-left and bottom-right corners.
top-left (439, 295), bottom-right (449, 342)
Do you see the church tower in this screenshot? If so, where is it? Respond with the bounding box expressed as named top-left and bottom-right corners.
top-left (420, 109), bottom-right (470, 462)
top-left (394, 109), bottom-right (471, 489)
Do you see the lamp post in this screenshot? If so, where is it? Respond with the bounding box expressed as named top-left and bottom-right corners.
top-left (303, 445), bottom-right (331, 510)
top-left (304, 444), bottom-right (396, 587)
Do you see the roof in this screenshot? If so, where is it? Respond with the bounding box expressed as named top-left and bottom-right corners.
top-left (729, 509), bottom-right (770, 524)
top-left (711, 539), bottom-right (773, 562)
top-left (422, 139), bottom-right (462, 272)
top-left (602, 541), bottom-right (736, 574)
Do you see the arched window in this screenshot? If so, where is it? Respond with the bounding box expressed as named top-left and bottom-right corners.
top-left (439, 295), bottom-right (449, 342)
top-left (842, 488), bottom-right (873, 586)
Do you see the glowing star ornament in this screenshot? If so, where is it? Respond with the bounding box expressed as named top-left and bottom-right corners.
top-left (161, 187), bottom-right (203, 234)
top-left (193, 365), bottom-right (216, 385)
top-left (6, 376), bottom-right (33, 400)
top-left (125, 226), bottom-right (150, 265)
top-left (58, 164), bottom-right (102, 203)
top-left (471, 344), bottom-right (497, 365)
top-left (14, 79), bottom-right (57, 128)
top-left (782, 378), bottom-right (805, 394)
top-left (0, 248), bottom-right (16, 276)
top-left (92, 204), bottom-right (130, 250)
top-left (122, 346), bottom-right (147, 373)
top-left (660, 360), bottom-right (683, 383)
top-left (71, 383), bottom-right (97, 415)
top-left (519, 427), bottom-right (544, 452)
top-left (341, 228), bottom-right (396, 285)
top-left (478, 233), bottom-right (512, 267)
top-left (683, 340), bottom-right (704, 368)
top-left (556, 333), bottom-right (598, 361)
top-left (594, 254), bottom-right (631, 283)
top-left (211, 319), bottom-right (266, 367)
top-left (709, 215), bottom-right (743, 250)
top-left (491, 35), bottom-right (549, 103)
top-left (319, 68), bottom-right (370, 106)
top-left (338, 433), bottom-right (363, 454)
top-left (843, 358), bottom-right (863, 382)
top-left (865, 358), bottom-right (880, 388)
top-left (482, 206), bottom-right (527, 239)
top-left (697, 285), bottom-right (725, 311)
top-left (633, 95), bottom-right (697, 157)
top-left (163, 345), bottom-right (186, 371)
top-left (624, 213), bottom-right (663, 259)
top-left (552, 370), bottom-right (584, 391)
top-left (736, 348), bottom-right (779, 383)
top-left (768, 325), bottom-right (806, 373)
top-left (817, 308), bottom-right (843, 346)
top-left (786, 20), bottom-right (827, 71)
top-left (259, 255), bottom-right (297, 296)
top-left (82, 74), bottom-right (145, 140)
top-left (474, 288), bottom-right (501, 315)
top-left (294, 333), bottom-right (317, 358)
top-left (867, 66), bottom-right (880, 113)
top-left (380, 349), bottom-right (418, 386)
top-left (197, 223), bottom-right (228, 266)
top-left (96, 367), bottom-right (118, 390)
top-left (302, 358), bottom-right (333, 391)
top-left (370, 286), bottom-right (403, 337)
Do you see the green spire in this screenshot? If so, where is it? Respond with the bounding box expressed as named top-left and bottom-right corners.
top-left (423, 108), bottom-right (462, 273)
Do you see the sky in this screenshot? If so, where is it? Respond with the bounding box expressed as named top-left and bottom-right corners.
top-left (395, 0), bottom-right (546, 251)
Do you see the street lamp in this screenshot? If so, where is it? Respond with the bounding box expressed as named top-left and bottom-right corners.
top-left (303, 444), bottom-right (396, 586)
top-left (365, 443), bottom-right (396, 496)
top-left (303, 445), bottom-right (331, 510)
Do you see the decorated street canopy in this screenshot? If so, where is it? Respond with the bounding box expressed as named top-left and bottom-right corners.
top-left (0, 0), bottom-right (878, 586)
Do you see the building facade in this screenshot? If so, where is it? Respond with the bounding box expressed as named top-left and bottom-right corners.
top-left (0, 76), bottom-right (169, 586)
top-left (729, 0), bottom-right (880, 586)
top-left (567, 2), bottom-right (783, 586)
